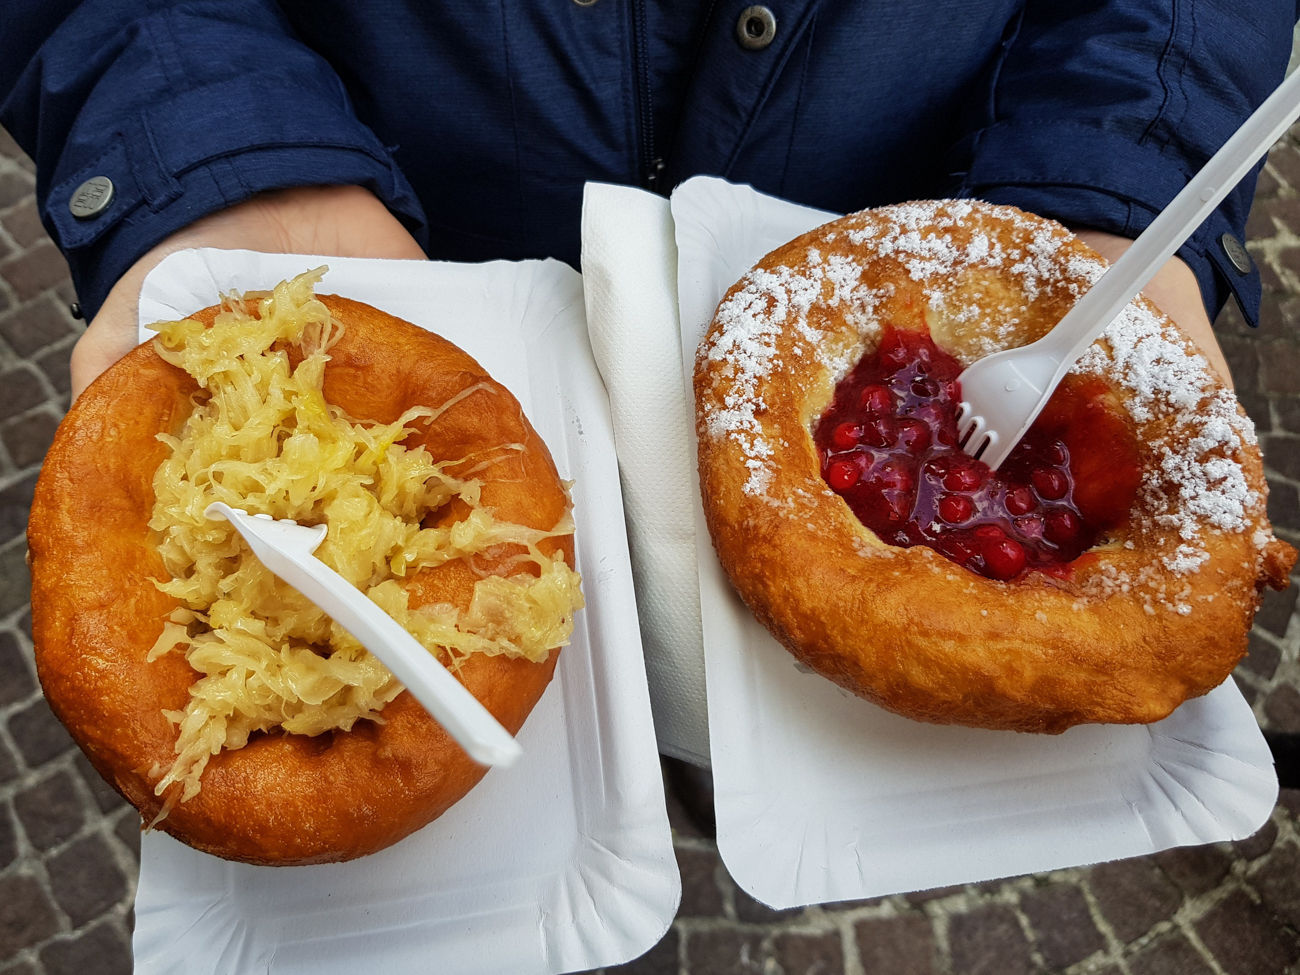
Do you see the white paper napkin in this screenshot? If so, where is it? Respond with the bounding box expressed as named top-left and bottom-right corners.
top-left (580, 183), bottom-right (709, 766)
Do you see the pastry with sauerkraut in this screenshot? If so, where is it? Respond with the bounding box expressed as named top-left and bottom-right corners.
top-left (28, 270), bottom-right (583, 865)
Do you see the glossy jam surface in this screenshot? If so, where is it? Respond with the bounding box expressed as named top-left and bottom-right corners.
top-left (813, 326), bottom-right (1141, 581)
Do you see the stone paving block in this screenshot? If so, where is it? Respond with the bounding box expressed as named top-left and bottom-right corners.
top-left (112, 811), bottom-right (141, 861)
top-left (733, 889), bottom-right (800, 923)
top-left (1241, 632), bottom-right (1282, 679)
top-left (0, 475), bottom-right (37, 544)
top-left (1251, 840), bottom-right (1300, 927)
top-left (0, 805), bottom-right (15, 870)
top-left (947, 904), bottom-right (1034, 975)
top-left (1232, 818), bottom-right (1277, 861)
top-left (1235, 388), bottom-right (1271, 431)
top-left (2, 411), bottom-right (59, 468)
top-left (0, 173), bottom-right (33, 211)
top-left (39, 923), bottom-right (132, 975)
top-left (35, 344), bottom-right (72, 396)
top-left (46, 835), bottom-right (127, 928)
top-left (676, 847), bottom-right (723, 916)
top-left (1019, 882), bottom-right (1105, 969)
top-left (1258, 162), bottom-right (1283, 196)
top-left (0, 200), bottom-right (43, 250)
top-left (1196, 888), bottom-right (1300, 974)
top-left (1264, 196), bottom-right (1300, 238)
top-left (0, 544), bottom-right (31, 619)
top-left (0, 630), bottom-right (34, 706)
top-left (0, 235), bottom-right (13, 264)
top-left (903, 884), bottom-right (964, 905)
top-left (0, 367), bottom-right (48, 420)
top-left (0, 959), bottom-right (38, 975)
top-left (13, 771), bottom-right (83, 852)
top-left (1279, 788), bottom-right (1300, 817)
top-left (1258, 257), bottom-right (1285, 293)
top-left (1279, 398), bottom-right (1300, 434)
top-left (1268, 480), bottom-right (1300, 532)
top-left (772, 931), bottom-right (842, 975)
top-left (854, 915), bottom-right (937, 975)
top-left (0, 242), bottom-right (70, 303)
top-left (1087, 858), bottom-right (1182, 944)
top-left (1127, 933), bottom-right (1214, 975)
top-left (0, 738), bottom-right (17, 785)
top-left (0, 875), bottom-right (59, 957)
top-left (1218, 334), bottom-right (1261, 390)
top-left (72, 752), bottom-right (125, 815)
top-left (0, 296), bottom-right (74, 357)
top-left (1153, 843), bottom-right (1233, 897)
top-left (1264, 434), bottom-right (1300, 479)
top-left (1255, 584), bottom-right (1298, 637)
top-left (685, 930), bottom-right (764, 975)
top-left (820, 897), bottom-right (885, 911)
top-left (6, 697), bottom-right (73, 768)
top-left (1257, 292), bottom-right (1297, 340)
top-left (1270, 145), bottom-right (1300, 191)
top-left (606, 927), bottom-right (678, 975)
top-left (1264, 684), bottom-right (1300, 732)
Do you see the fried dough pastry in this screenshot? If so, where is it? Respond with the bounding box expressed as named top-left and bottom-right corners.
top-left (29, 278), bottom-right (580, 864)
top-left (694, 201), bottom-right (1295, 733)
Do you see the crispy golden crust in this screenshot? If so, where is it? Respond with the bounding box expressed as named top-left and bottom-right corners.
top-left (694, 202), bottom-right (1296, 734)
top-left (29, 295), bottom-right (572, 864)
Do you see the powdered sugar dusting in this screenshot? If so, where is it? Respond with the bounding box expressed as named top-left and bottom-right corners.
top-left (1072, 296), bottom-right (1261, 586)
top-left (701, 252), bottom-right (883, 495)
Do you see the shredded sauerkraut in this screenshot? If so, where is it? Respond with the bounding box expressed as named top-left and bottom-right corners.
top-left (145, 269), bottom-right (583, 806)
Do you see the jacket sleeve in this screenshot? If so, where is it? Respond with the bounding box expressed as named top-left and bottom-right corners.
top-left (0, 0), bottom-right (429, 320)
top-left (948, 0), bottom-right (1296, 328)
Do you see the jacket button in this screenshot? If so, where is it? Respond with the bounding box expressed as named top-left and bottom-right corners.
top-left (69, 176), bottom-right (115, 220)
top-left (572, 0), bottom-right (599, 6)
top-left (1220, 233), bottom-right (1254, 275)
top-left (736, 5), bottom-right (776, 50)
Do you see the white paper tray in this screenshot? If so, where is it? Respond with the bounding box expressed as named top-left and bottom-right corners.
top-left (671, 176), bottom-right (1279, 909)
top-left (131, 249), bottom-right (679, 974)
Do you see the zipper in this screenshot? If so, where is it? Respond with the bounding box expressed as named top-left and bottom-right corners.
top-left (630, 0), bottom-right (663, 192)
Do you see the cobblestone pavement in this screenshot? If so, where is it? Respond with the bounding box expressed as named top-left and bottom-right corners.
top-left (1, 118), bottom-right (1299, 975)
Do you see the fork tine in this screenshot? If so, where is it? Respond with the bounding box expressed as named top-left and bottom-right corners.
top-left (957, 411), bottom-right (984, 449)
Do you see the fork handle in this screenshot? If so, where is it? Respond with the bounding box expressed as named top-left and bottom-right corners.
top-left (1042, 67), bottom-right (1300, 386)
top-left (233, 525), bottom-right (524, 769)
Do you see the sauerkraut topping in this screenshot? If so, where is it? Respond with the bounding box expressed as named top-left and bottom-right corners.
top-left (145, 269), bottom-right (583, 806)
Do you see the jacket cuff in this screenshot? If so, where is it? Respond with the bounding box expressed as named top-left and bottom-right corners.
top-left (42, 72), bottom-right (429, 320)
top-left (950, 119), bottom-right (1261, 328)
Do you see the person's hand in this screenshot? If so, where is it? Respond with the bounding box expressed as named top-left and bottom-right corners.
top-left (70, 185), bottom-right (426, 400)
top-left (1072, 229), bottom-right (1231, 389)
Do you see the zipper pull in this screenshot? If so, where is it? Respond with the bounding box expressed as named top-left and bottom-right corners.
top-left (645, 158), bottom-right (666, 193)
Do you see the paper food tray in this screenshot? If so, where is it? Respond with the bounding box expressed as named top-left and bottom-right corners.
top-left (130, 249), bottom-right (679, 974)
top-left (670, 176), bottom-right (1278, 909)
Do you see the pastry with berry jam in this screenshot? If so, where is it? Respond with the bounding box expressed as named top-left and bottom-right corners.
top-left (694, 201), bottom-right (1295, 733)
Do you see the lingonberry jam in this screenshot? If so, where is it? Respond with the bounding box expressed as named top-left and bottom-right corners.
top-left (813, 326), bottom-right (1141, 581)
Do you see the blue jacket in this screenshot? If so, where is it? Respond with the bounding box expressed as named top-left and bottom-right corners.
top-left (1, 1), bottom-right (1293, 324)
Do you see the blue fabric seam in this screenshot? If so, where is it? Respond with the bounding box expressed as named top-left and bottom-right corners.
top-left (777, 11), bottom-right (815, 198)
top-left (987, 4), bottom-right (1025, 127)
top-left (1139, 0), bottom-right (1181, 147)
top-left (723, 0), bottom-right (823, 177)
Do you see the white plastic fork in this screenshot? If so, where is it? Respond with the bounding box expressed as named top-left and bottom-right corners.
top-left (957, 67), bottom-right (1300, 471)
top-left (204, 501), bottom-right (523, 768)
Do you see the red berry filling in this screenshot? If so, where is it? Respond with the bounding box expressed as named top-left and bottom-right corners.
top-left (814, 325), bottom-right (1141, 581)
